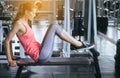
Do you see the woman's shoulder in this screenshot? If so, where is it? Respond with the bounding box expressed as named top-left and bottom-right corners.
top-left (12, 20), bottom-right (23, 27)
top-left (13, 20), bottom-right (22, 26)
top-left (15, 20), bottom-right (23, 25)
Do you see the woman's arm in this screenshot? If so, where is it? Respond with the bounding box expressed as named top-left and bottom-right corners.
top-left (4, 22), bottom-right (21, 67)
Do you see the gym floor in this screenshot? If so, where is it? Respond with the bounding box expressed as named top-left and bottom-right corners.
top-left (0, 26), bottom-right (117, 78)
top-left (97, 26), bottom-right (117, 78)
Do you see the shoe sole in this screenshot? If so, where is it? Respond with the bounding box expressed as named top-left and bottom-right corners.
top-left (77, 44), bottom-right (95, 51)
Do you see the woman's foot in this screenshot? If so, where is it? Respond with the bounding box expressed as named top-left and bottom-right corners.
top-left (71, 42), bottom-right (95, 50)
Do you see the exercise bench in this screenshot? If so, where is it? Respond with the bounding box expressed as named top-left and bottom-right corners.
top-left (16, 57), bottom-right (93, 78)
top-left (15, 48), bottom-right (101, 78)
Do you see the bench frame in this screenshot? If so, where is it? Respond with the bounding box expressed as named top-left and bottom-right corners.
top-left (15, 48), bottom-right (101, 78)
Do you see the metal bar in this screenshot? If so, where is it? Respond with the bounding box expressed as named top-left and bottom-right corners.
top-left (87, 0), bottom-right (92, 43)
top-left (63, 0), bottom-right (70, 57)
top-left (82, 0), bottom-right (85, 17)
top-left (98, 31), bottom-right (116, 45)
top-left (66, 0), bottom-right (70, 57)
top-left (92, 0), bottom-right (101, 77)
top-left (15, 66), bottom-right (23, 78)
top-left (93, 0), bottom-right (98, 48)
top-left (89, 48), bottom-right (101, 78)
top-left (63, 0), bottom-right (67, 54)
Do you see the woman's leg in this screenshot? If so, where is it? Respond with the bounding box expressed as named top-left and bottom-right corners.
top-left (59, 30), bottom-right (82, 47)
top-left (38, 24), bottom-right (83, 62)
top-left (38, 24), bottom-right (63, 62)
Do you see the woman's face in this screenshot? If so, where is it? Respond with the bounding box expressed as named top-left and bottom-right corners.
top-left (26, 8), bottom-right (37, 20)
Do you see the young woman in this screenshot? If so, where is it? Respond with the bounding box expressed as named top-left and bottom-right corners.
top-left (4, 2), bottom-right (92, 67)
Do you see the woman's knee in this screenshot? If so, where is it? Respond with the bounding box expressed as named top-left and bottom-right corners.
top-left (49, 24), bottom-right (58, 29)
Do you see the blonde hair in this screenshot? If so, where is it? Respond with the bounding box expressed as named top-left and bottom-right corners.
top-left (12, 2), bottom-right (37, 25)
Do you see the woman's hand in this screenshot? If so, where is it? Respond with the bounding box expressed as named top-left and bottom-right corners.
top-left (12, 55), bottom-right (21, 60)
top-left (9, 60), bottom-right (17, 67)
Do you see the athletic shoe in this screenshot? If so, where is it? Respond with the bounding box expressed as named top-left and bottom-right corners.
top-left (71, 41), bottom-right (95, 50)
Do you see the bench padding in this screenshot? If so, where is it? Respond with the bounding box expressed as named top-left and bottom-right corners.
top-left (17, 57), bottom-right (93, 66)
